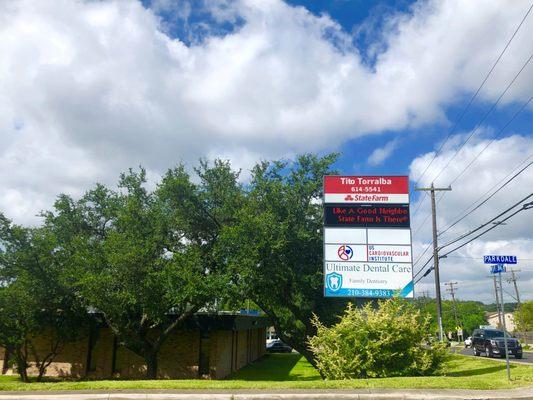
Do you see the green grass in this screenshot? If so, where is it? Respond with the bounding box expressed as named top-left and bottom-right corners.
top-left (0, 354), bottom-right (532, 391)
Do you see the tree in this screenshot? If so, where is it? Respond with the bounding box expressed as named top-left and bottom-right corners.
top-left (43, 162), bottom-right (240, 379)
top-left (515, 300), bottom-right (533, 332)
top-left (308, 298), bottom-right (448, 379)
top-left (221, 154), bottom-right (349, 370)
top-left (0, 215), bottom-right (86, 382)
top-left (413, 298), bottom-right (487, 337)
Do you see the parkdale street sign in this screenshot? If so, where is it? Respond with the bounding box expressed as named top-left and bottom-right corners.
top-left (323, 176), bottom-right (414, 298)
top-left (483, 255), bottom-right (517, 264)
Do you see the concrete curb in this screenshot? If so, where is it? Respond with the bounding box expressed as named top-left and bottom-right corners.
top-left (0, 388), bottom-right (532, 400)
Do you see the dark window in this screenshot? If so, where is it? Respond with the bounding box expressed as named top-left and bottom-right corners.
top-left (85, 328), bottom-right (99, 374)
top-left (484, 330), bottom-right (505, 338)
top-left (198, 331), bottom-right (210, 376)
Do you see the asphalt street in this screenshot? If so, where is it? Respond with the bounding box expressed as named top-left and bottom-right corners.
top-left (455, 346), bottom-right (533, 365)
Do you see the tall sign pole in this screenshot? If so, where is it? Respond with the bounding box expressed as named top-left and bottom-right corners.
top-left (416, 183), bottom-right (451, 342)
top-left (497, 266), bottom-right (511, 381)
top-left (485, 255), bottom-right (518, 382)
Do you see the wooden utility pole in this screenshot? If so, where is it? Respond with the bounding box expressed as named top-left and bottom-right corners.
top-left (507, 268), bottom-right (521, 307)
top-left (445, 281), bottom-right (459, 329)
top-left (415, 183), bottom-right (452, 342)
top-left (489, 275), bottom-right (503, 327)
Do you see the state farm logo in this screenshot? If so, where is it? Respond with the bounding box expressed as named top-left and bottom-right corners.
top-left (337, 245), bottom-right (353, 261)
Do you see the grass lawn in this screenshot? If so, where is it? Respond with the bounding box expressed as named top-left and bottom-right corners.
top-left (0, 353), bottom-right (532, 391)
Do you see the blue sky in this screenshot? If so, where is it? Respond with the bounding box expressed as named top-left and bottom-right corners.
top-left (1, 0), bottom-right (532, 301)
top-left (142, 0), bottom-right (532, 200)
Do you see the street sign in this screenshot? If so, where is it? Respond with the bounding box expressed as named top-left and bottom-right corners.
top-left (483, 255), bottom-right (517, 264)
top-left (490, 264), bottom-right (506, 274)
top-left (323, 175), bottom-right (413, 298)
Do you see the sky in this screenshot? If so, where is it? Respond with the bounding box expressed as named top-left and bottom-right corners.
top-left (0, 0), bottom-right (532, 304)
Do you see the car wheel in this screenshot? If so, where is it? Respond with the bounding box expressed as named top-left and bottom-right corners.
top-left (485, 346), bottom-right (492, 358)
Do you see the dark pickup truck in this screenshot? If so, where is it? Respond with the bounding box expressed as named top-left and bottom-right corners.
top-left (472, 328), bottom-right (523, 359)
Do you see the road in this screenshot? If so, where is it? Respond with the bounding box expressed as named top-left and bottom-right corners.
top-left (454, 346), bottom-right (533, 365)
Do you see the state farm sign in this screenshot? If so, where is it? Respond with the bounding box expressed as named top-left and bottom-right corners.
top-left (323, 176), bottom-right (409, 204)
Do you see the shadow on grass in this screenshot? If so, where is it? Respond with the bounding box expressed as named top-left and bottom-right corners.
top-left (229, 353), bottom-right (321, 381)
top-left (446, 364), bottom-right (510, 377)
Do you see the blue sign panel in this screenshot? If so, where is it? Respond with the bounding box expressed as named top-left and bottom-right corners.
top-left (483, 255), bottom-right (517, 264)
top-left (490, 264), bottom-right (506, 274)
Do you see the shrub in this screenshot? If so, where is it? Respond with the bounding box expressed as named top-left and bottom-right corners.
top-left (308, 297), bottom-right (448, 379)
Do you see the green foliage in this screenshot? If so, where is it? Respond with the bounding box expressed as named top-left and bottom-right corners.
top-left (220, 153), bottom-right (349, 367)
top-left (413, 298), bottom-right (487, 336)
top-left (0, 216), bottom-right (86, 381)
top-left (42, 161), bottom-right (241, 378)
top-left (308, 298), bottom-right (449, 379)
top-left (514, 300), bottom-right (533, 332)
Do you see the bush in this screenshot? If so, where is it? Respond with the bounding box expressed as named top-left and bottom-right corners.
top-left (308, 297), bottom-right (448, 379)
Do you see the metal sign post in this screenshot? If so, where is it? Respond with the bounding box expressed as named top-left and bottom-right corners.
top-left (490, 263), bottom-right (511, 381)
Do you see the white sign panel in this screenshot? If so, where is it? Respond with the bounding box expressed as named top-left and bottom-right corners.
top-left (323, 176), bottom-right (414, 298)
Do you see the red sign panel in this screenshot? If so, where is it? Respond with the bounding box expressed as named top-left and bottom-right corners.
top-left (324, 176), bottom-right (409, 194)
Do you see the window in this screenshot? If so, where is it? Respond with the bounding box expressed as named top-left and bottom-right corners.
top-left (198, 331), bottom-right (210, 377)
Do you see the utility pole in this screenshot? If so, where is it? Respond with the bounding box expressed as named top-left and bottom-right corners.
top-left (445, 281), bottom-right (459, 329)
top-left (416, 183), bottom-right (451, 342)
top-left (489, 275), bottom-right (503, 327)
top-left (507, 268), bottom-right (521, 307)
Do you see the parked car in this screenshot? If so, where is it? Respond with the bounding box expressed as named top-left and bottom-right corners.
top-left (464, 336), bottom-right (472, 348)
top-left (266, 340), bottom-right (292, 353)
top-left (471, 328), bottom-right (522, 359)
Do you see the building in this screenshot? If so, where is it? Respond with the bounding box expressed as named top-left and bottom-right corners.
top-left (0, 312), bottom-right (268, 380)
top-left (485, 312), bottom-right (515, 331)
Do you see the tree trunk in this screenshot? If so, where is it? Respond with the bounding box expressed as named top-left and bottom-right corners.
top-left (13, 352), bottom-right (29, 383)
top-left (145, 352), bottom-right (158, 379)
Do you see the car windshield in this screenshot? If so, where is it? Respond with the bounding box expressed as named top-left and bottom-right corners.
top-left (484, 330), bottom-right (510, 338)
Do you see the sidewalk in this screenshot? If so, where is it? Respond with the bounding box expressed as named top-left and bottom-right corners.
top-left (0, 388), bottom-right (532, 400)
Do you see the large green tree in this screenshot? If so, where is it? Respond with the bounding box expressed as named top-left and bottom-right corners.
top-left (0, 215), bottom-right (86, 382)
top-left (44, 162), bottom-right (241, 378)
top-left (221, 154), bottom-right (349, 369)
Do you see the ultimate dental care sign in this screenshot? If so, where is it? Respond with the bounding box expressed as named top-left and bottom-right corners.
top-left (323, 176), bottom-right (414, 298)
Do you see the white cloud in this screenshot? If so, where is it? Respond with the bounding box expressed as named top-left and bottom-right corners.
top-left (409, 134), bottom-right (533, 302)
top-left (0, 0), bottom-right (532, 225)
top-left (367, 138), bottom-right (400, 166)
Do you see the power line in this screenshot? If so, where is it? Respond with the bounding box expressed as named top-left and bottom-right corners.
top-left (429, 52), bottom-right (533, 185)
top-left (414, 199), bottom-right (533, 284)
top-left (438, 154), bottom-right (533, 237)
top-left (413, 0), bottom-right (533, 186)
top-left (446, 96), bottom-right (533, 188)
top-left (439, 193), bottom-right (533, 251)
top-left (439, 204), bottom-right (531, 259)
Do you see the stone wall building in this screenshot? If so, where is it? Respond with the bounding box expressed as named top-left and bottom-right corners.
top-left (0, 313), bottom-right (268, 380)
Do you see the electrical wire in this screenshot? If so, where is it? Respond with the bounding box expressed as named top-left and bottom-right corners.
top-left (413, 0), bottom-right (533, 187)
top-left (438, 157), bottom-right (533, 237)
top-left (429, 52), bottom-right (533, 185)
top-left (439, 205), bottom-right (530, 259)
top-left (439, 193), bottom-right (533, 250)
top-left (446, 96), bottom-right (533, 188)
top-left (414, 198), bottom-right (533, 284)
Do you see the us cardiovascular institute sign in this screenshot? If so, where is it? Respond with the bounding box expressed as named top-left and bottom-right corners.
top-left (323, 176), bottom-right (414, 298)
